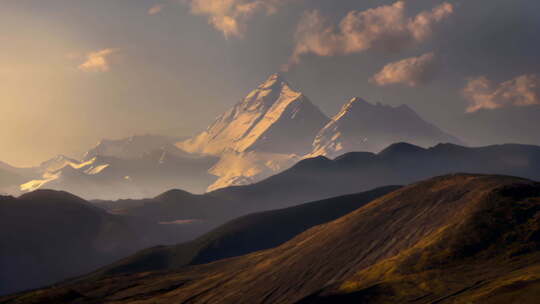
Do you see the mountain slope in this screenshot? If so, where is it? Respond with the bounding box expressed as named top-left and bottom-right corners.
top-left (7, 174), bottom-right (539, 303)
top-left (0, 190), bottom-right (216, 296)
top-left (101, 188), bottom-right (238, 223)
top-left (85, 143), bottom-right (540, 233)
top-left (178, 73), bottom-right (329, 156)
top-left (310, 97), bottom-right (462, 158)
top-left (87, 185), bottom-right (400, 278)
top-left (20, 149), bottom-right (218, 199)
top-left (177, 73), bottom-right (329, 190)
top-left (209, 143), bottom-right (540, 213)
top-left (0, 190), bottom-right (141, 295)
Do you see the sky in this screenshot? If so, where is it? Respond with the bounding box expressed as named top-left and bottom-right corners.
top-left (1, 0), bottom-right (540, 166)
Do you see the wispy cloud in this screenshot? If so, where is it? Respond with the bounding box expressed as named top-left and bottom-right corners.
top-left (286, 1), bottom-right (453, 69)
top-left (186, 0), bottom-right (286, 38)
top-left (371, 52), bottom-right (438, 87)
top-left (463, 74), bottom-right (540, 113)
top-left (78, 48), bottom-right (118, 72)
top-left (148, 4), bottom-right (165, 16)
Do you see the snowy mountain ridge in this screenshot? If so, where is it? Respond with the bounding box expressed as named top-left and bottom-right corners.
top-left (4, 73), bottom-right (464, 197)
top-left (177, 73), bottom-right (329, 156)
top-left (308, 97), bottom-right (463, 158)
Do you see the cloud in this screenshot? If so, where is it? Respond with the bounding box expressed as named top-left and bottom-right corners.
top-left (287, 1), bottom-right (453, 68)
top-left (78, 49), bottom-right (118, 72)
top-left (186, 0), bottom-right (286, 38)
top-left (370, 52), bottom-right (438, 87)
top-left (148, 4), bottom-right (165, 15)
top-left (463, 74), bottom-right (540, 113)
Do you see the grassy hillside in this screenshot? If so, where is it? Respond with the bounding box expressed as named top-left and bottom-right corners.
top-left (4, 174), bottom-right (539, 303)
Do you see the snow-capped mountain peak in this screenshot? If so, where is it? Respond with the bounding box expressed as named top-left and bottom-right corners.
top-left (332, 97), bottom-right (369, 121)
top-left (259, 73), bottom-right (286, 89)
top-left (309, 97), bottom-right (463, 158)
top-left (177, 73), bottom-right (328, 156)
top-left (176, 73), bottom-right (329, 191)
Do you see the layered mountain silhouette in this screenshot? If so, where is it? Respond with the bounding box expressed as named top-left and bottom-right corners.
top-left (88, 142), bottom-right (540, 230)
top-left (86, 186), bottom-right (399, 278)
top-left (0, 190), bottom-right (216, 296)
top-left (3, 142), bottom-right (539, 296)
top-left (309, 97), bottom-right (463, 158)
top-left (205, 143), bottom-right (540, 213)
top-left (19, 137), bottom-right (218, 199)
top-left (5, 174), bottom-right (539, 303)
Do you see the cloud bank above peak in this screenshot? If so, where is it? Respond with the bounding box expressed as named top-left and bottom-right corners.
top-left (184, 0), bottom-right (289, 38)
top-left (285, 1), bottom-right (453, 69)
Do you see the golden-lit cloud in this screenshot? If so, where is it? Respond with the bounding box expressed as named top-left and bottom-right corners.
top-left (78, 48), bottom-right (118, 72)
top-left (148, 4), bottom-right (165, 15)
top-left (371, 52), bottom-right (438, 87)
top-left (186, 0), bottom-right (286, 38)
top-left (463, 74), bottom-right (540, 113)
top-left (286, 1), bottom-right (453, 69)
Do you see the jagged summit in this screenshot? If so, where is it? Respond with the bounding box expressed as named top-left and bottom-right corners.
top-left (258, 73), bottom-right (288, 90)
top-left (177, 73), bottom-right (329, 156)
top-left (309, 97), bottom-right (462, 158)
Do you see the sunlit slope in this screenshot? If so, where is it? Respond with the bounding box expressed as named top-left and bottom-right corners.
top-left (5, 174), bottom-right (539, 303)
top-left (85, 185), bottom-right (400, 278)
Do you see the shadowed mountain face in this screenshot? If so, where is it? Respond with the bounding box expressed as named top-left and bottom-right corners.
top-left (0, 190), bottom-right (216, 296)
top-left (3, 143), bottom-right (540, 297)
top-left (86, 186), bottom-right (400, 278)
top-left (88, 143), bottom-right (540, 229)
top-left (95, 189), bottom-right (240, 223)
top-left (5, 174), bottom-right (539, 304)
top-left (309, 97), bottom-right (463, 158)
top-left (209, 143), bottom-right (540, 213)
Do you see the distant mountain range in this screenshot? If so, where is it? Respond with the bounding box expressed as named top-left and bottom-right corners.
top-left (90, 142), bottom-right (540, 226)
top-left (6, 174), bottom-right (539, 303)
top-left (309, 97), bottom-right (462, 158)
top-left (2, 74), bottom-right (539, 199)
top-left (205, 142), bottom-right (540, 213)
top-left (176, 73), bottom-right (463, 190)
top-left (4, 142), bottom-right (540, 295)
top-left (0, 74), bottom-right (465, 199)
top-left (7, 135), bottom-right (217, 199)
